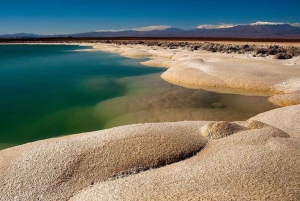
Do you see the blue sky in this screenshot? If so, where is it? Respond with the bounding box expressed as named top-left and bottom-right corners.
top-left (0, 0), bottom-right (299, 34)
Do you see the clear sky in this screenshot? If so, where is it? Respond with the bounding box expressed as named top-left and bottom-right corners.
top-left (0, 0), bottom-right (299, 34)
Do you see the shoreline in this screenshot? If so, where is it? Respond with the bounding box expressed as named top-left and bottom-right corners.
top-left (88, 41), bottom-right (300, 106)
top-left (3, 41), bottom-right (300, 104)
top-left (2, 41), bottom-right (300, 105)
top-left (1, 106), bottom-right (300, 200)
top-left (1, 41), bottom-right (300, 200)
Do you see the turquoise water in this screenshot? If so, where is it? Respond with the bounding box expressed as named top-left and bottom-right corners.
top-left (0, 45), bottom-right (164, 147)
top-left (0, 44), bottom-right (278, 150)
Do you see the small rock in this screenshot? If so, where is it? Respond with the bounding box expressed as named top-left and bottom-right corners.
top-left (285, 53), bottom-right (292, 59)
top-left (267, 49), bottom-right (277, 55)
top-left (256, 48), bottom-right (268, 54)
top-left (169, 45), bottom-right (178, 49)
top-left (274, 53), bottom-right (286, 59)
top-left (201, 121), bottom-right (247, 139)
top-left (245, 120), bottom-right (268, 129)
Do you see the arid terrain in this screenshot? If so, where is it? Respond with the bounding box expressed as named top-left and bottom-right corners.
top-left (1, 39), bottom-right (300, 201)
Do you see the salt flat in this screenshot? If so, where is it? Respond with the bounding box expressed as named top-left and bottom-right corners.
top-left (1, 42), bottom-right (300, 201)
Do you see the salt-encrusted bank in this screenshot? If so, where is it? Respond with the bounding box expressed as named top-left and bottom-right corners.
top-left (92, 42), bottom-right (300, 105)
top-left (1, 106), bottom-right (300, 200)
top-left (1, 41), bottom-right (300, 201)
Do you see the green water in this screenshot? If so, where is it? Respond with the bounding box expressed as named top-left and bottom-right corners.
top-left (0, 44), bottom-right (278, 150)
top-left (0, 45), bottom-right (164, 147)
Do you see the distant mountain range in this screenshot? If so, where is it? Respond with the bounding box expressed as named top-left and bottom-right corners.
top-left (1, 24), bottom-right (300, 39)
top-left (0, 33), bottom-right (41, 39)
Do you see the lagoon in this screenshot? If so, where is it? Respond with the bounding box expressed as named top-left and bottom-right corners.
top-left (0, 44), bottom-right (277, 149)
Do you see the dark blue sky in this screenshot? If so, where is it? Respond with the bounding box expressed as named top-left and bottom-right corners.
top-left (0, 0), bottom-right (299, 34)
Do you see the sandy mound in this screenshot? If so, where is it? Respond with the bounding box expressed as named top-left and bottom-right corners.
top-left (245, 120), bottom-right (269, 129)
top-left (141, 58), bottom-right (173, 68)
top-left (201, 121), bottom-right (247, 139)
top-left (70, 122), bottom-right (299, 201)
top-left (250, 104), bottom-right (300, 138)
top-left (93, 43), bottom-right (300, 96)
top-left (162, 54), bottom-right (300, 95)
top-left (269, 93), bottom-right (300, 106)
top-left (0, 105), bottom-right (299, 200)
top-left (120, 49), bottom-right (153, 58)
top-left (93, 43), bottom-right (300, 110)
top-left (0, 122), bottom-right (207, 201)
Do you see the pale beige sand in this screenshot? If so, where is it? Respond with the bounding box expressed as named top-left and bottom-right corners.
top-left (250, 104), bottom-right (300, 138)
top-left (0, 104), bottom-right (299, 201)
top-left (0, 106), bottom-right (300, 200)
top-left (0, 122), bottom-right (207, 200)
top-left (268, 92), bottom-right (300, 106)
top-left (1, 42), bottom-right (299, 200)
top-left (161, 55), bottom-right (300, 95)
top-left (92, 43), bottom-right (300, 98)
top-left (69, 107), bottom-right (300, 200)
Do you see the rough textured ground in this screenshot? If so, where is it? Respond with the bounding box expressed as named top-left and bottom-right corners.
top-left (68, 106), bottom-right (300, 201)
top-left (0, 122), bottom-right (207, 201)
top-left (268, 93), bottom-right (300, 107)
top-left (0, 106), bottom-right (299, 201)
top-left (102, 40), bottom-right (300, 58)
top-left (250, 104), bottom-right (300, 138)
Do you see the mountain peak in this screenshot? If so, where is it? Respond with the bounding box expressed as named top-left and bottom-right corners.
top-left (250, 21), bottom-right (287, 26)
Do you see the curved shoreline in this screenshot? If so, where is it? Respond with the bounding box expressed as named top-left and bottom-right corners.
top-left (1, 106), bottom-right (300, 200)
top-left (1, 42), bottom-right (300, 200)
top-left (4, 41), bottom-right (300, 98)
top-left (90, 42), bottom-right (300, 105)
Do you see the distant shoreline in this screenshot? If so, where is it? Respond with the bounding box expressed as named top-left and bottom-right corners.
top-left (3, 39), bottom-right (299, 100)
top-left (1, 37), bottom-right (300, 43)
top-left (2, 40), bottom-right (300, 96)
top-left (2, 39), bottom-right (300, 58)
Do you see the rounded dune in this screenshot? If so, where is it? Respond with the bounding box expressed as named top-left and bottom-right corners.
top-left (0, 106), bottom-right (299, 200)
top-left (161, 54), bottom-right (300, 95)
top-left (0, 122), bottom-right (207, 201)
top-left (200, 121), bottom-right (247, 139)
top-left (269, 93), bottom-right (300, 106)
top-left (70, 121), bottom-right (299, 201)
top-left (93, 43), bottom-right (300, 97)
top-left (250, 104), bottom-right (300, 138)
top-left (120, 49), bottom-right (153, 58)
